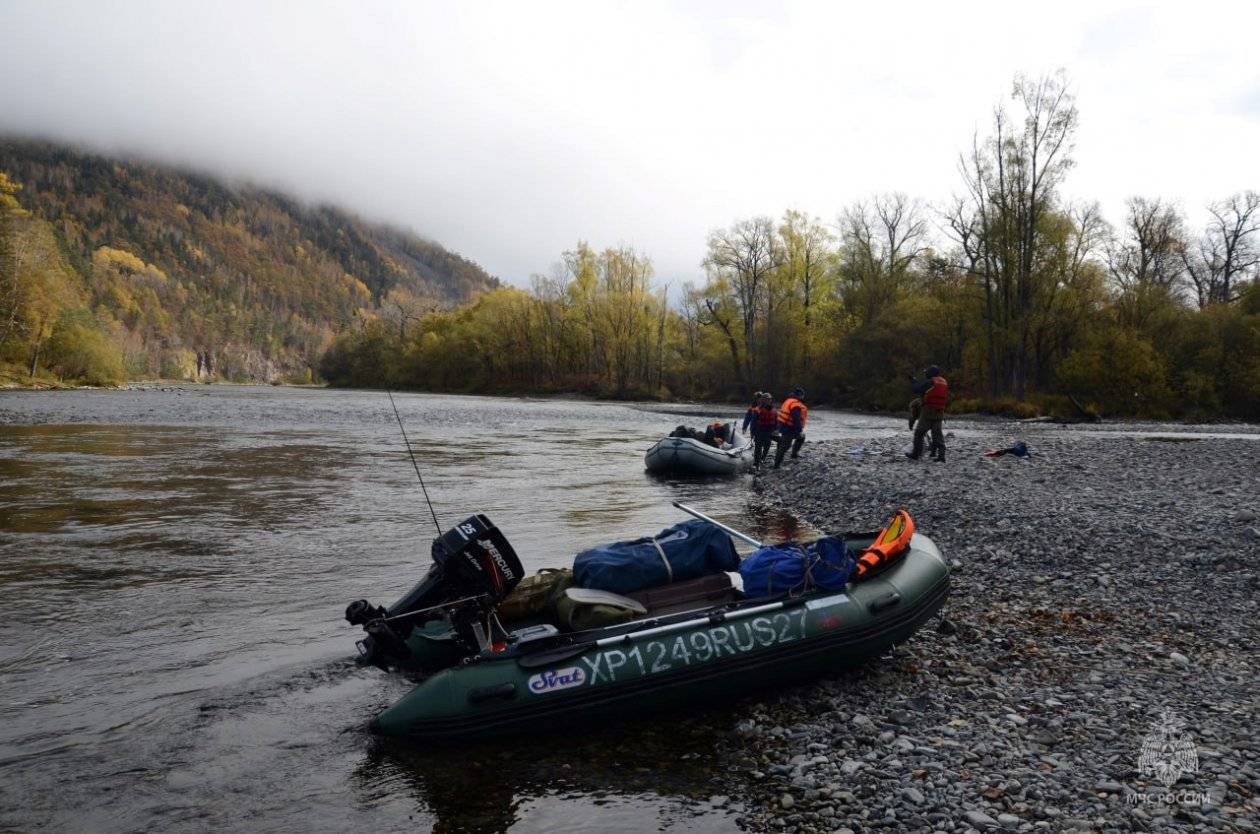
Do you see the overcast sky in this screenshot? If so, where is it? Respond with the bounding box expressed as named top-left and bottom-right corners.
top-left (2, 0), bottom-right (1258, 285)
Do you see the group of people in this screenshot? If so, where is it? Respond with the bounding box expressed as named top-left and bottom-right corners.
top-left (665, 387), bottom-right (810, 469)
top-left (740, 387), bottom-right (808, 469)
top-left (669, 365), bottom-right (950, 470)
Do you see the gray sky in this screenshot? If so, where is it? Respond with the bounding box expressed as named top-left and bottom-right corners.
top-left (2, 0), bottom-right (1258, 286)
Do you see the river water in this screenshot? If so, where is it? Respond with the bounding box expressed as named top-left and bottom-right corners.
top-left (0, 385), bottom-right (930, 834)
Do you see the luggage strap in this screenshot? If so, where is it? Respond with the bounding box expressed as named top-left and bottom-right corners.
top-left (651, 537), bottom-right (674, 583)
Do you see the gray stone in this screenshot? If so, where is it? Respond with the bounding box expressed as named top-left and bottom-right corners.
top-left (780, 793), bottom-right (795, 809)
top-left (902, 787), bottom-right (925, 804)
top-left (963, 809), bottom-right (999, 828)
top-left (1169, 652), bottom-right (1190, 666)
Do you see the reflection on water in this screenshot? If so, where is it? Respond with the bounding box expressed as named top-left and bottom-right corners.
top-left (357, 711), bottom-right (753, 834)
top-left (0, 387), bottom-right (885, 833)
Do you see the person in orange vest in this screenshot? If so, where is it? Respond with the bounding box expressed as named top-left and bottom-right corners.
top-left (742, 391), bottom-right (778, 467)
top-left (907, 365), bottom-right (948, 462)
top-left (773, 387), bottom-right (808, 468)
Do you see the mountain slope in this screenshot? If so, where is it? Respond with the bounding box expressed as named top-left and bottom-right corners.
top-left (0, 139), bottom-right (497, 383)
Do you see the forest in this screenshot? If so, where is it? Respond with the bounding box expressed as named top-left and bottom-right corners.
top-left (321, 74), bottom-right (1260, 420)
top-left (4, 74), bottom-right (1259, 419)
top-left (0, 141), bottom-right (497, 386)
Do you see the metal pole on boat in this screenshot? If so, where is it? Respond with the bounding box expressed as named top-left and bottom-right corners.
top-left (671, 501), bottom-right (764, 548)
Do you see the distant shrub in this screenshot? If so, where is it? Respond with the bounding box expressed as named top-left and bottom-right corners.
top-left (951, 397), bottom-right (1040, 419)
top-left (1058, 329), bottom-right (1172, 417)
top-left (46, 310), bottom-right (126, 385)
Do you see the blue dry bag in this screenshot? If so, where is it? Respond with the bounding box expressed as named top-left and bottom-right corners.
top-left (739, 536), bottom-right (854, 598)
top-left (573, 519), bottom-right (740, 595)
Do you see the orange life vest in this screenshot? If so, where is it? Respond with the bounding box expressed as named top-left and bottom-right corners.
top-left (923, 376), bottom-right (949, 411)
top-left (777, 397), bottom-right (808, 431)
top-left (753, 405), bottom-right (778, 431)
top-left (851, 510), bottom-right (915, 582)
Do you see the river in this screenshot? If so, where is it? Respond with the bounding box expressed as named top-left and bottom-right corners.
top-left (1, 385), bottom-right (933, 833)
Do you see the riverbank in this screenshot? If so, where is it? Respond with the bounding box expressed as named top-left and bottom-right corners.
top-left (739, 429), bottom-right (1259, 833)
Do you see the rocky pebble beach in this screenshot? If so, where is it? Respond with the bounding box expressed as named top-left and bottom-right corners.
top-left (732, 425), bottom-right (1259, 834)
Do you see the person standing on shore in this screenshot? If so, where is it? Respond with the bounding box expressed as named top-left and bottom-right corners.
top-left (742, 391), bottom-right (763, 437)
top-left (906, 366), bottom-right (947, 462)
top-left (743, 391), bottom-right (778, 467)
top-left (907, 396), bottom-right (941, 458)
top-left (773, 387), bottom-right (808, 468)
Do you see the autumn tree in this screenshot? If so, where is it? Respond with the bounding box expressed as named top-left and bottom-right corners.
top-left (701, 217), bottom-right (783, 390)
top-left (1106, 197), bottom-right (1187, 329)
top-left (837, 193), bottom-right (928, 325)
top-left (777, 210), bottom-right (835, 371)
top-left (0, 172), bottom-right (29, 351)
top-left (949, 71), bottom-right (1079, 399)
top-left (1182, 191), bottom-right (1260, 307)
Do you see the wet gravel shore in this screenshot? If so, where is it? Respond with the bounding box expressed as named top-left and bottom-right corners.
top-left (737, 427), bottom-right (1260, 834)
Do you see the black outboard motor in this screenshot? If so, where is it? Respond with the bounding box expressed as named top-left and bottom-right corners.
top-left (345, 515), bottom-right (525, 668)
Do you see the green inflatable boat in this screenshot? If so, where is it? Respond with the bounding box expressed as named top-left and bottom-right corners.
top-left (345, 514), bottom-right (950, 741)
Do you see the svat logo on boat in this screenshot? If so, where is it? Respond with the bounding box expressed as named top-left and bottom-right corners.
top-left (528, 666), bottom-right (586, 694)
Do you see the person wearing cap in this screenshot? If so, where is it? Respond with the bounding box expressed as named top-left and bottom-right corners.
top-left (773, 387), bottom-right (808, 468)
top-left (906, 365), bottom-right (948, 462)
top-left (741, 391), bottom-right (764, 435)
top-left (743, 391), bottom-right (778, 467)
top-left (702, 420), bottom-right (733, 448)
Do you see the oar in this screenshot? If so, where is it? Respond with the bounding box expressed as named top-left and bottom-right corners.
top-left (672, 501), bottom-right (764, 548)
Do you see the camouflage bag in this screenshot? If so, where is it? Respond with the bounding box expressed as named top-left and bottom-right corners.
top-left (495, 568), bottom-right (572, 623)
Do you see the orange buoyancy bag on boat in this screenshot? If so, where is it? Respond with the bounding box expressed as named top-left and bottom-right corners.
top-left (851, 510), bottom-right (915, 582)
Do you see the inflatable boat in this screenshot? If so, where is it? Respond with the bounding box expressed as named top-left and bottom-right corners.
top-left (345, 513), bottom-right (950, 741)
top-left (644, 434), bottom-right (753, 475)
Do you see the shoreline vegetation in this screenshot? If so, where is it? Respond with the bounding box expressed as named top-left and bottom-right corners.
top-left (3, 74), bottom-right (1259, 421)
top-left (307, 74), bottom-right (1260, 422)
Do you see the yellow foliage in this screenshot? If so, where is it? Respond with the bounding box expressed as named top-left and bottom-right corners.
top-left (93, 246), bottom-right (168, 285)
top-left (0, 171), bottom-right (28, 215)
top-left (93, 246), bottom-right (147, 274)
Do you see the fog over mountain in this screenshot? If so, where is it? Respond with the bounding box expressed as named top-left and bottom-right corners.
top-left (2, 1), bottom-right (1258, 284)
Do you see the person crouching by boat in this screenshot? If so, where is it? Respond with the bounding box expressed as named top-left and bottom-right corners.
top-left (907, 366), bottom-right (948, 462)
top-left (703, 421), bottom-right (733, 448)
top-left (773, 387), bottom-right (808, 468)
top-left (742, 391), bottom-right (778, 467)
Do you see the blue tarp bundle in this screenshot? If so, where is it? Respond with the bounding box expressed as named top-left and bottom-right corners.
top-left (574, 519), bottom-right (741, 594)
top-left (739, 536), bottom-right (854, 598)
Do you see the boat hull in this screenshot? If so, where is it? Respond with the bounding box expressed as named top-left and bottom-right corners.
top-left (644, 436), bottom-right (753, 476)
top-left (372, 534), bottom-right (950, 740)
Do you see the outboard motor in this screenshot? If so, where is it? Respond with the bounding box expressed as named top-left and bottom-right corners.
top-left (345, 514), bottom-right (525, 668)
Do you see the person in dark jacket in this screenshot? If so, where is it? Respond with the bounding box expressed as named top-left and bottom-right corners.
top-left (742, 391), bottom-right (778, 467)
top-left (907, 366), bottom-right (948, 461)
top-left (702, 421), bottom-right (732, 448)
top-left (907, 397), bottom-right (941, 458)
top-left (773, 387), bottom-right (808, 468)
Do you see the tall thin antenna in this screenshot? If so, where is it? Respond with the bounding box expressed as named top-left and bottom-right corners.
top-left (386, 389), bottom-right (443, 536)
